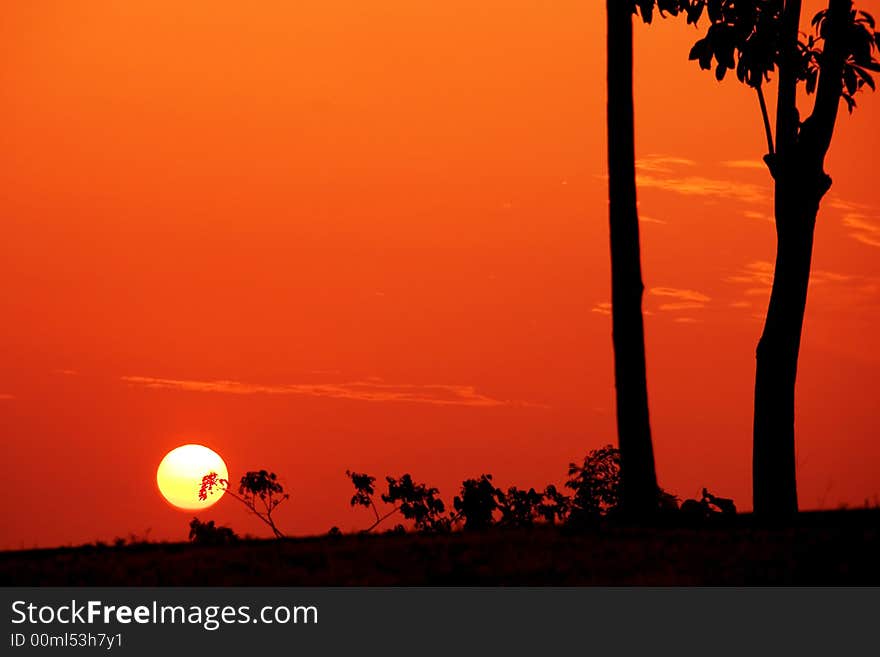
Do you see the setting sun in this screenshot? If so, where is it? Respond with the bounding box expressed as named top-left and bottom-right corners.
top-left (156, 444), bottom-right (228, 510)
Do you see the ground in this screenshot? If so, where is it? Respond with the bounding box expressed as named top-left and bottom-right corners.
top-left (2, 510), bottom-right (878, 585)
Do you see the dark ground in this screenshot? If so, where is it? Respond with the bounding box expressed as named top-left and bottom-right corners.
top-left (2, 510), bottom-right (878, 585)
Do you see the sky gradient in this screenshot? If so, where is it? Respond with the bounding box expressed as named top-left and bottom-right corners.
top-left (2, 1), bottom-right (878, 548)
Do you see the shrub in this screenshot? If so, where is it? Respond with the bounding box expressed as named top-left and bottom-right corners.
top-left (200, 470), bottom-right (289, 538)
top-left (188, 518), bottom-right (238, 545)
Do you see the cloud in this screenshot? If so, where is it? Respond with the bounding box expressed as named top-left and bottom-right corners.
top-left (0, 393), bottom-right (14, 401)
top-left (673, 317), bottom-right (700, 323)
top-left (637, 173), bottom-right (769, 205)
top-left (649, 287), bottom-right (710, 316)
top-left (722, 160), bottom-right (767, 170)
top-left (631, 154), bottom-right (769, 204)
top-left (635, 154), bottom-right (697, 173)
top-left (726, 261), bottom-right (774, 291)
top-left (639, 214), bottom-right (666, 225)
top-left (727, 261), bottom-right (866, 313)
top-left (743, 210), bottom-right (774, 223)
top-left (842, 213), bottom-right (880, 247)
top-left (121, 376), bottom-right (520, 408)
top-left (727, 261), bottom-right (855, 292)
top-left (650, 287), bottom-right (711, 303)
top-left (591, 301), bottom-right (612, 316)
top-left (658, 302), bottom-right (707, 311)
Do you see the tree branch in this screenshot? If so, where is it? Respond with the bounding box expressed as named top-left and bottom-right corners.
top-left (801, 0), bottom-right (852, 163)
top-left (775, 0), bottom-right (804, 162)
top-left (756, 83), bottom-right (775, 157)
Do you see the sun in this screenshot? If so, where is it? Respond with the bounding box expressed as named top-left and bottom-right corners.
top-left (156, 444), bottom-right (228, 510)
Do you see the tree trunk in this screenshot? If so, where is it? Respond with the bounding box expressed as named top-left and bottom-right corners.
top-left (753, 186), bottom-right (820, 517)
top-left (752, 0), bottom-right (850, 519)
top-left (606, 0), bottom-right (658, 518)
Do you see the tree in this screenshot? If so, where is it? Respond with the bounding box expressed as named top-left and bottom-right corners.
top-left (453, 475), bottom-right (501, 531)
top-left (566, 444), bottom-right (622, 524)
top-left (346, 470), bottom-right (449, 533)
top-left (606, 0), bottom-right (692, 519)
top-left (496, 486), bottom-right (545, 528)
top-left (685, 0), bottom-right (879, 517)
top-left (200, 470), bottom-right (289, 538)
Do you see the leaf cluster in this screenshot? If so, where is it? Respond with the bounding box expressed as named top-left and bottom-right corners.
top-left (682, 1), bottom-right (880, 111)
top-left (383, 474), bottom-right (449, 533)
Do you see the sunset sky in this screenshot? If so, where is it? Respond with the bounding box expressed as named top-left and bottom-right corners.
top-left (2, 1), bottom-right (878, 549)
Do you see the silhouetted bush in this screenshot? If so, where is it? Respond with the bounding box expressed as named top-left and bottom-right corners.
top-left (566, 445), bottom-right (621, 525)
top-left (680, 488), bottom-right (737, 523)
top-left (343, 446), bottom-right (735, 535)
top-left (537, 485), bottom-right (571, 525)
top-left (453, 475), bottom-right (500, 531)
top-left (188, 518), bottom-right (238, 545)
top-left (497, 486), bottom-right (544, 528)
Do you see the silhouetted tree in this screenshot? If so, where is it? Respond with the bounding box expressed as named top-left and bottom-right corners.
top-left (200, 470), bottom-right (289, 538)
top-left (537, 484), bottom-right (571, 524)
top-left (188, 518), bottom-right (238, 545)
top-left (684, 0), bottom-right (879, 517)
top-left (383, 474), bottom-right (450, 533)
top-left (606, 0), bottom-right (693, 519)
top-left (346, 470), bottom-right (449, 533)
top-left (496, 486), bottom-right (545, 528)
top-left (453, 474), bottom-right (501, 531)
top-left (566, 444), bottom-right (622, 524)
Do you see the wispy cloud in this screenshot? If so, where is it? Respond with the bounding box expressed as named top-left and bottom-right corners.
top-left (726, 261), bottom-right (774, 295)
top-left (842, 213), bottom-right (880, 247)
top-left (591, 301), bottom-right (612, 316)
top-left (635, 154), bottom-right (697, 173)
top-left (658, 302), bottom-right (707, 311)
top-left (727, 261), bottom-right (864, 313)
top-left (0, 393), bottom-right (14, 401)
top-left (637, 173), bottom-right (768, 205)
top-left (632, 154), bottom-right (769, 205)
top-left (722, 160), bottom-right (767, 170)
top-left (649, 287), bottom-right (710, 316)
top-left (121, 376), bottom-right (520, 408)
top-left (650, 287), bottom-right (711, 304)
top-left (639, 215), bottom-right (667, 225)
top-left (743, 210), bottom-right (774, 223)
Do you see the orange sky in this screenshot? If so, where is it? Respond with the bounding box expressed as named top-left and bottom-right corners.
top-left (2, 1), bottom-right (878, 548)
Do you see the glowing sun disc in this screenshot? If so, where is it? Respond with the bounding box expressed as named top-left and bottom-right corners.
top-left (156, 444), bottom-right (228, 510)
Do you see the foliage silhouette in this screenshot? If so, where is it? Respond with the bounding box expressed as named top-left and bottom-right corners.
top-left (188, 518), bottom-right (238, 545)
top-left (682, 0), bottom-right (880, 517)
top-left (680, 488), bottom-right (739, 521)
top-left (537, 485), bottom-right (571, 525)
top-left (566, 444), bottom-right (623, 524)
top-left (200, 470), bottom-right (289, 539)
top-left (346, 470), bottom-right (449, 533)
top-left (496, 486), bottom-right (545, 528)
top-left (344, 446), bottom-right (710, 536)
top-left (383, 474), bottom-right (450, 533)
top-left (453, 474), bottom-right (501, 531)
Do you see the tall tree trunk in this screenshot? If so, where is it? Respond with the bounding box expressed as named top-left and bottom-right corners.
top-left (753, 0), bottom-right (850, 518)
top-left (753, 190), bottom-right (819, 517)
top-left (606, 0), bottom-right (658, 518)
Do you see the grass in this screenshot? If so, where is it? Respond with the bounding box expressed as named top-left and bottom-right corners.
top-left (2, 510), bottom-right (878, 586)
